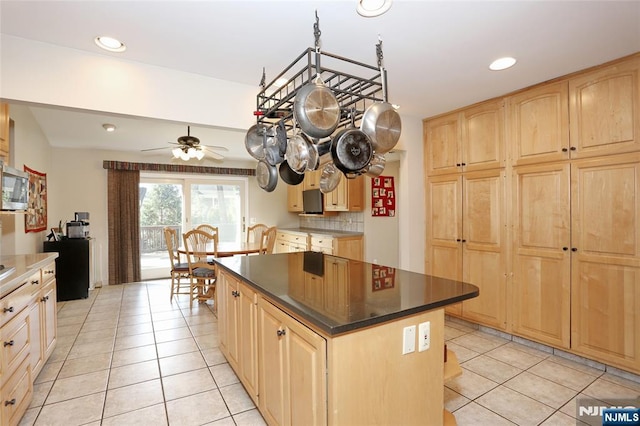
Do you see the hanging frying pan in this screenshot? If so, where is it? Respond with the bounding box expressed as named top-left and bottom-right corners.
top-left (293, 49), bottom-right (340, 138)
top-left (245, 124), bottom-right (266, 160)
top-left (319, 162), bottom-right (342, 193)
top-left (363, 153), bottom-right (386, 177)
top-left (331, 120), bottom-right (373, 178)
top-left (256, 159), bottom-right (278, 192)
top-left (279, 160), bottom-right (305, 186)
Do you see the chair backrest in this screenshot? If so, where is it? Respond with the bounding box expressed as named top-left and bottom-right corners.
top-left (183, 228), bottom-right (218, 266)
top-left (163, 227), bottom-right (182, 266)
top-left (247, 223), bottom-right (269, 243)
top-left (260, 226), bottom-right (277, 254)
top-left (196, 224), bottom-right (219, 237)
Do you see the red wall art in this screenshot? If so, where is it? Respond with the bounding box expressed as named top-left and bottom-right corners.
top-left (371, 175), bottom-right (395, 217)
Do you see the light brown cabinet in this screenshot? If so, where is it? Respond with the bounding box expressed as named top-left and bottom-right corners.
top-left (425, 169), bottom-right (507, 329)
top-left (274, 231), bottom-right (308, 254)
top-left (258, 297), bottom-right (327, 426)
top-left (286, 185), bottom-right (303, 212)
top-left (324, 175), bottom-right (365, 212)
top-left (276, 230), bottom-right (364, 261)
top-left (0, 103), bottom-right (9, 165)
top-left (425, 100), bottom-right (505, 176)
top-left (303, 169), bottom-right (321, 190)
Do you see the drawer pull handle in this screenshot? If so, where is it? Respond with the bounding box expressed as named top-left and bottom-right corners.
top-left (41, 296), bottom-right (49, 302)
top-left (45, 270), bottom-right (55, 274)
top-left (4, 399), bottom-right (16, 406)
top-left (277, 329), bottom-right (286, 337)
top-left (32, 280), bottom-right (40, 285)
top-left (231, 291), bottom-right (240, 298)
top-left (4, 340), bottom-right (14, 347)
top-left (3, 307), bottom-right (13, 313)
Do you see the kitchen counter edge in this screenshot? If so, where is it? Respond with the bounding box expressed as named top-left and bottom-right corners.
top-left (0, 253), bottom-right (59, 298)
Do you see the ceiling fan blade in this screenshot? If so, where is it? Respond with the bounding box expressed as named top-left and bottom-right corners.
top-left (202, 145), bottom-right (229, 152)
top-left (141, 146), bottom-right (171, 152)
top-left (204, 148), bottom-right (225, 160)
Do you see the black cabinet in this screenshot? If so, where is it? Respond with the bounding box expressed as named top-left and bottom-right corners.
top-left (43, 239), bottom-right (90, 301)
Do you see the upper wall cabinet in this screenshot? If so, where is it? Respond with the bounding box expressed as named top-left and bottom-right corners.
top-left (569, 57), bottom-right (640, 159)
top-left (0, 103), bottom-right (9, 164)
top-left (425, 100), bottom-right (505, 176)
top-left (508, 81), bottom-right (570, 166)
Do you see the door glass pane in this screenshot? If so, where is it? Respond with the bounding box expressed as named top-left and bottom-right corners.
top-left (190, 183), bottom-right (242, 243)
top-left (139, 182), bottom-right (184, 278)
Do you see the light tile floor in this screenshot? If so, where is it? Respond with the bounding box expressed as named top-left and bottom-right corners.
top-left (18, 280), bottom-right (640, 426)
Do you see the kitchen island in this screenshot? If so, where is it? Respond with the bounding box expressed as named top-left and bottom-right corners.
top-left (215, 252), bottom-right (479, 426)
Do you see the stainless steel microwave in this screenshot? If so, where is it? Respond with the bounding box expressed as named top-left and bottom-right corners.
top-left (0, 161), bottom-right (29, 211)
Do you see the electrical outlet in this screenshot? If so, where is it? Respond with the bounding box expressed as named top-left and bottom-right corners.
top-left (418, 321), bottom-right (430, 352)
top-left (402, 325), bottom-right (416, 354)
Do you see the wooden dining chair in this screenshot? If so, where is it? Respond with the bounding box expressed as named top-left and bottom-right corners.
top-left (259, 226), bottom-right (277, 255)
top-left (196, 224), bottom-right (219, 237)
top-left (164, 227), bottom-right (191, 302)
top-left (182, 228), bottom-right (218, 309)
top-left (247, 223), bottom-right (269, 244)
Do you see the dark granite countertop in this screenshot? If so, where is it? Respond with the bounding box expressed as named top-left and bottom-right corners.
top-left (215, 252), bottom-right (479, 337)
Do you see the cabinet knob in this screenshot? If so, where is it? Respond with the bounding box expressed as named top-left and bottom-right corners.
top-left (570, 147), bottom-right (577, 151)
top-left (45, 269), bottom-right (55, 275)
top-left (277, 329), bottom-right (286, 337)
top-left (231, 291), bottom-right (240, 298)
top-left (3, 307), bottom-right (13, 313)
top-left (41, 296), bottom-right (49, 302)
top-left (456, 239), bottom-right (461, 242)
top-left (31, 280), bottom-right (39, 285)
top-left (562, 148), bottom-right (568, 152)
top-left (461, 163), bottom-right (466, 166)
top-left (571, 247), bottom-right (578, 252)
top-left (562, 247), bottom-right (569, 251)
top-left (3, 340), bottom-right (14, 347)
top-left (4, 399), bottom-right (16, 406)
top-left (456, 163), bottom-right (461, 167)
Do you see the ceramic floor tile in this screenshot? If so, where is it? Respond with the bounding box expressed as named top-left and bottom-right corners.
top-left (57, 352), bottom-right (112, 379)
top-left (162, 367), bottom-right (217, 401)
top-left (55, 314), bottom-right (87, 326)
top-left (445, 318), bottom-right (479, 333)
top-left (476, 385), bottom-right (555, 426)
top-left (443, 387), bottom-right (469, 413)
top-left (73, 328), bottom-right (116, 346)
top-left (154, 326), bottom-right (193, 343)
top-left (30, 380), bottom-right (54, 408)
top-left (461, 354), bottom-right (523, 384)
top-left (189, 322), bottom-right (219, 337)
top-left (210, 363), bottom-right (241, 388)
top-left (34, 360), bottom-right (63, 384)
top-left (116, 322), bottom-right (154, 337)
top-left (582, 377), bottom-right (640, 403)
top-left (117, 313), bottom-right (152, 326)
top-left (103, 378), bottom-right (164, 418)
top-left (66, 337), bottom-right (115, 360)
top-left (35, 392), bottom-right (105, 426)
top-left (114, 331), bottom-right (156, 350)
top-left (445, 368), bottom-right (500, 400)
top-left (18, 407), bottom-right (40, 426)
top-left (201, 347), bottom-right (227, 367)
top-left (528, 358), bottom-right (600, 391)
top-left (444, 342), bottom-right (481, 363)
top-left (451, 332), bottom-right (509, 354)
top-left (232, 409), bottom-right (267, 426)
top-left (56, 323), bottom-right (82, 337)
top-left (151, 310), bottom-right (184, 321)
top-left (209, 416), bottom-right (237, 426)
top-left (558, 394), bottom-right (608, 421)
top-left (79, 319), bottom-right (118, 332)
top-left (165, 389), bottom-right (231, 425)
top-left (453, 401), bottom-right (515, 426)
top-left (219, 382), bottom-right (255, 414)
top-left (156, 336), bottom-right (199, 358)
top-left (108, 359), bottom-right (160, 389)
top-left (445, 325), bottom-right (470, 340)
top-left (503, 371), bottom-right (578, 409)
top-left (152, 317), bottom-right (188, 331)
top-left (111, 344), bottom-right (158, 367)
top-left (485, 344), bottom-right (546, 370)
top-left (540, 411), bottom-right (589, 426)
top-left (600, 372), bottom-right (640, 391)
top-left (101, 403), bottom-right (168, 426)
top-left (195, 333), bottom-right (219, 350)
top-left (159, 351), bottom-right (207, 377)
top-left (45, 370), bottom-right (109, 404)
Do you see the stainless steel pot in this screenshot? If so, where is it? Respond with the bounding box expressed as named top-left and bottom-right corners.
top-left (279, 160), bottom-right (305, 186)
top-left (319, 162), bottom-right (342, 193)
top-left (363, 153), bottom-right (386, 177)
top-left (245, 124), bottom-right (266, 160)
top-left (360, 102), bottom-right (401, 154)
top-left (256, 159), bottom-right (278, 192)
top-left (331, 127), bottom-right (373, 178)
top-left (293, 78), bottom-right (340, 139)
top-left (285, 133), bottom-right (313, 174)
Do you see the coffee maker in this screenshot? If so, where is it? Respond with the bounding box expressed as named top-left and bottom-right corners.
top-left (67, 212), bottom-right (90, 239)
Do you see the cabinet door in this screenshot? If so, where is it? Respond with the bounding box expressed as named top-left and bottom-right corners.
top-left (323, 258), bottom-right (349, 320)
top-left (508, 81), bottom-right (570, 166)
top-left (28, 296), bottom-right (43, 377)
top-left (512, 163), bottom-right (570, 348)
top-left (0, 103), bottom-right (9, 164)
top-left (42, 282), bottom-right (57, 360)
top-left (303, 169), bottom-right (321, 190)
top-left (324, 178), bottom-right (347, 211)
top-left (461, 100), bottom-right (505, 172)
top-left (287, 185), bottom-right (303, 212)
top-left (570, 154), bottom-right (640, 372)
top-left (238, 282), bottom-right (258, 401)
top-left (258, 299), bottom-right (289, 426)
top-left (461, 169), bottom-right (507, 329)
top-left (219, 273), bottom-right (240, 370)
top-left (425, 112), bottom-right (461, 176)
top-left (569, 57), bottom-right (640, 158)
top-left (426, 174), bottom-right (463, 315)
top-left (304, 273), bottom-right (324, 310)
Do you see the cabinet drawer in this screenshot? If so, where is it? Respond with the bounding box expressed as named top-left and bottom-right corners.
top-left (311, 235), bottom-right (333, 253)
top-left (1, 284), bottom-right (31, 328)
top-left (41, 262), bottom-right (56, 286)
top-left (1, 355), bottom-right (32, 426)
top-left (26, 270), bottom-right (43, 297)
top-left (277, 232), bottom-right (308, 245)
top-left (1, 309), bottom-right (30, 377)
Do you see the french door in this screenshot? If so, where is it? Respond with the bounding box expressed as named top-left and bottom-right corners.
top-left (140, 173), bottom-right (248, 280)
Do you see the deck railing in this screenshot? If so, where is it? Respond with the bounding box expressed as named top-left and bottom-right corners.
top-left (140, 225), bottom-right (182, 253)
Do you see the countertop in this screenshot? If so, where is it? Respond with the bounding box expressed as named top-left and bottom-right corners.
top-left (215, 252), bottom-right (479, 336)
top-left (277, 227), bottom-right (363, 238)
top-left (0, 253), bottom-right (59, 298)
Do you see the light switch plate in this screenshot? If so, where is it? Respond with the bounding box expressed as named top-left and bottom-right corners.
top-left (403, 325), bottom-right (416, 354)
top-left (419, 321), bottom-right (430, 352)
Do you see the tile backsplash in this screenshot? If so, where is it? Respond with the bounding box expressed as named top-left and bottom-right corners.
top-left (299, 212), bottom-right (364, 232)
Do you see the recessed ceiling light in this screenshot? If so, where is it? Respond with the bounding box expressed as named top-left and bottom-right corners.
top-left (357, 0), bottom-right (392, 17)
top-left (489, 57), bottom-right (517, 71)
top-left (102, 123), bottom-right (116, 132)
top-left (94, 36), bottom-right (126, 53)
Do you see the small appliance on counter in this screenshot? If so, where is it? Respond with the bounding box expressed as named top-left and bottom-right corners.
top-left (66, 212), bottom-right (90, 239)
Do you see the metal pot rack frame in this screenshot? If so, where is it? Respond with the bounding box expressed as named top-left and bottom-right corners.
top-left (255, 47), bottom-right (388, 138)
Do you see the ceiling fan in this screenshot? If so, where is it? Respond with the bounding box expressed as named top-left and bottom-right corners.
top-left (142, 126), bottom-right (228, 161)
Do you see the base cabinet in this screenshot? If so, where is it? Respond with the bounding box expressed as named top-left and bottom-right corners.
top-left (258, 298), bottom-right (327, 426)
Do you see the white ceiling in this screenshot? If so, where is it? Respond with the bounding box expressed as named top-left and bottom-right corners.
top-left (1, 0), bottom-right (639, 162)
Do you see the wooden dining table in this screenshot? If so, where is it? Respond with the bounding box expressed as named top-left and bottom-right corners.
top-left (178, 241), bottom-right (262, 257)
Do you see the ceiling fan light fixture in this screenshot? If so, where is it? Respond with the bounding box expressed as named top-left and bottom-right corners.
top-left (172, 147), bottom-right (183, 158)
top-left (357, 0), bottom-right (392, 17)
top-left (489, 56), bottom-right (517, 71)
top-left (195, 150), bottom-right (205, 160)
top-left (94, 36), bottom-right (126, 52)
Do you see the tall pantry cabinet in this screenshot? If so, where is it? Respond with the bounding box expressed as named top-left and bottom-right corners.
top-left (426, 53), bottom-right (640, 374)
